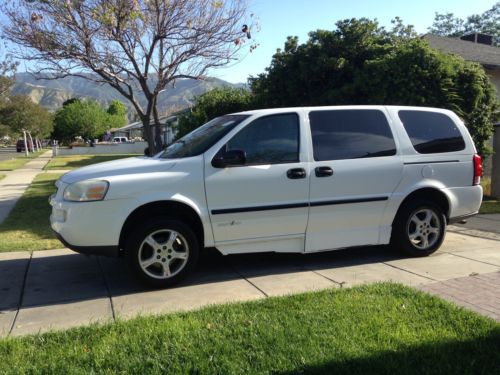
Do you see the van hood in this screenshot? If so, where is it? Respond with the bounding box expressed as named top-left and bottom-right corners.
top-left (60, 156), bottom-right (176, 184)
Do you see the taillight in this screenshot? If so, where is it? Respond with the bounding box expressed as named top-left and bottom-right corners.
top-left (473, 154), bottom-right (482, 185)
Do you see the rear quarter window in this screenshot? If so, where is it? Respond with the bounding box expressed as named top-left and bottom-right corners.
top-left (398, 110), bottom-right (465, 154)
top-left (309, 109), bottom-right (396, 161)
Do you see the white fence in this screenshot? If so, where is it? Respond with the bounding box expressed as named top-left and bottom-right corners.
top-left (56, 142), bottom-right (148, 156)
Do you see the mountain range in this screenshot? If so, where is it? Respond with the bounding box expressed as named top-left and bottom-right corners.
top-left (12, 73), bottom-right (244, 118)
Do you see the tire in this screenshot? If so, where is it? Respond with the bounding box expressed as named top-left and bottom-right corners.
top-left (391, 201), bottom-right (446, 257)
top-left (125, 218), bottom-right (199, 288)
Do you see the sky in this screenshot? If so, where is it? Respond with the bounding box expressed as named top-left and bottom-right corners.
top-left (211, 0), bottom-right (497, 83)
top-left (1, 0), bottom-right (496, 84)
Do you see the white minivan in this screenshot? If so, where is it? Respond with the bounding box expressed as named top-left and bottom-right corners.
top-left (50, 106), bottom-right (483, 287)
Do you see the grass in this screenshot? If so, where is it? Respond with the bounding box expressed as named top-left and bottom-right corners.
top-left (0, 174), bottom-right (5, 181)
top-left (0, 283), bottom-right (499, 374)
top-left (44, 154), bottom-right (140, 170)
top-left (0, 173), bottom-right (63, 252)
top-left (480, 199), bottom-right (500, 214)
top-left (481, 176), bottom-right (491, 197)
top-left (479, 177), bottom-right (500, 214)
top-left (0, 151), bottom-right (44, 171)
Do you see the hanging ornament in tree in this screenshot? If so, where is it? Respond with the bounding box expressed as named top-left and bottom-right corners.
top-left (242, 24), bottom-right (251, 39)
top-left (31, 13), bottom-right (42, 23)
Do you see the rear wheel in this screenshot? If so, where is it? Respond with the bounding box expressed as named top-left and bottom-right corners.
top-left (391, 201), bottom-right (446, 257)
top-left (125, 219), bottom-right (199, 287)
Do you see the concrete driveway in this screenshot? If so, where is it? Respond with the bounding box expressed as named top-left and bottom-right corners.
top-left (1, 230), bottom-right (499, 337)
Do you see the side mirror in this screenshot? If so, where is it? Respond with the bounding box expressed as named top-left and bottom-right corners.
top-left (212, 150), bottom-right (246, 168)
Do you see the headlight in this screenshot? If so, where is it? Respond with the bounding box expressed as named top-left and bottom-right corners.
top-left (63, 180), bottom-right (109, 202)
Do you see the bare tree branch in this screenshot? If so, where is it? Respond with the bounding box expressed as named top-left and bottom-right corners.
top-left (1, 0), bottom-right (256, 153)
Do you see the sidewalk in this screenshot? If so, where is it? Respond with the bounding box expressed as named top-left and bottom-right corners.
top-left (1, 230), bottom-right (499, 337)
top-left (0, 150), bottom-right (52, 224)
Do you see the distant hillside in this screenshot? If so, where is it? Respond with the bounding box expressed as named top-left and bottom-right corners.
top-left (12, 73), bottom-right (245, 117)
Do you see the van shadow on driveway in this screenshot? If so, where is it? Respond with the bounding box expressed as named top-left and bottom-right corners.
top-left (0, 245), bottom-right (409, 337)
top-left (2, 245), bottom-right (406, 313)
top-left (2, 231), bottom-right (500, 336)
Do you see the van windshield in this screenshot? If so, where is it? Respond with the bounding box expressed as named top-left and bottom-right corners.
top-left (160, 115), bottom-right (249, 159)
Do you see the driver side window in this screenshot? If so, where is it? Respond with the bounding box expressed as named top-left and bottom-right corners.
top-left (223, 113), bottom-right (300, 165)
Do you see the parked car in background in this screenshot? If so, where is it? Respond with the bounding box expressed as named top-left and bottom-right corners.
top-left (16, 139), bottom-right (34, 152)
top-left (50, 106), bottom-right (483, 287)
top-left (113, 137), bottom-right (129, 143)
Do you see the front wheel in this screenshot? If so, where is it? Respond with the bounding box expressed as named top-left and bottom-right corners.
top-left (391, 202), bottom-right (446, 257)
top-left (125, 219), bottom-right (199, 288)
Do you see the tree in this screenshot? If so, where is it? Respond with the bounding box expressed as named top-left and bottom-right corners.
top-left (0, 51), bottom-right (17, 100)
top-left (52, 100), bottom-right (110, 143)
top-left (107, 100), bottom-right (127, 117)
top-left (364, 39), bottom-right (498, 155)
top-left (0, 124), bottom-right (11, 140)
top-left (0, 95), bottom-right (53, 139)
top-left (106, 100), bottom-right (128, 129)
top-left (250, 18), bottom-right (499, 156)
top-left (1, 0), bottom-right (256, 154)
top-left (250, 18), bottom-right (408, 108)
top-left (176, 87), bottom-right (254, 138)
top-left (429, 2), bottom-right (500, 45)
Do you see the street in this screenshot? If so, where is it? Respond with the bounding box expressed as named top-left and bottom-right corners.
top-left (0, 147), bottom-right (19, 161)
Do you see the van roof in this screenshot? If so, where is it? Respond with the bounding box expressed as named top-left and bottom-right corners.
top-left (233, 105), bottom-right (454, 116)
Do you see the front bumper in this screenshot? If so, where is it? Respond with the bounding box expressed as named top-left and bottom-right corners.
top-left (54, 231), bottom-right (119, 257)
top-left (49, 189), bottom-right (129, 255)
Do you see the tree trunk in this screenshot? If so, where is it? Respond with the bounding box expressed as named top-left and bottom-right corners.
top-left (27, 132), bottom-right (34, 154)
top-left (142, 117), bottom-right (156, 156)
top-left (152, 96), bottom-right (163, 153)
top-left (23, 131), bottom-right (28, 157)
top-left (152, 112), bottom-right (163, 152)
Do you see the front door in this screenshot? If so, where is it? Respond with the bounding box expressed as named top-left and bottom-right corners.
top-left (305, 108), bottom-right (403, 252)
top-left (204, 112), bottom-right (310, 254)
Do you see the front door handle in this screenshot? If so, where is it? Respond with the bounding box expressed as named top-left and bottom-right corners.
top-left (315, 166), bottom-right (333, 177)
top-left (287, 168), bottom-right (306, 179)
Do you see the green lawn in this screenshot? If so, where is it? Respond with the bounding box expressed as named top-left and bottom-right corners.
top-left (480, 200), bottom-right (500, 214)
top-left (0, 173), bottom-right (63, 252)
top-left (479, 177), bottom-right (499, 213)
top-left (0, 151), bottom-right (44, 171)
top-left (0, 283), bottom-right (499, 374)
top-left (44, 154), bottom-right (140, 170)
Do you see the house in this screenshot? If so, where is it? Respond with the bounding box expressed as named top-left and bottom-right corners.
top-left (424, 33), bottom-right (500, 197)
top-left (424, 33), bottom-right (500, 98)
top-left (112, 114), bottom-right (180, 146)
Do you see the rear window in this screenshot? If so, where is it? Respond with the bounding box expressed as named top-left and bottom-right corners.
top-left (309, 110), bottom-right (396, 161)
top-left (398, 110), bottom-right (465, 154)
